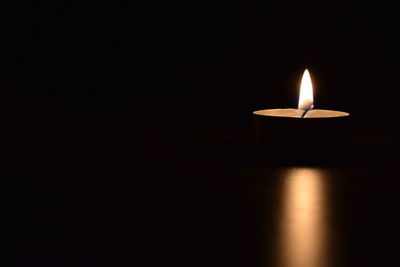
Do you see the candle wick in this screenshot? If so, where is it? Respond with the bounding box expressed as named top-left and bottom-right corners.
top-left (301, 109), bottom-right (310, 118)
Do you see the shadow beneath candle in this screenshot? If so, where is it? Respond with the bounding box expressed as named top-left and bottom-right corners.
top-left (190, 132), bottom-right (400, 167)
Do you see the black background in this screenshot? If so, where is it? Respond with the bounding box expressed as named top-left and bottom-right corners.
top-left (15, 6), bottom-right (400, 133)
top-left (11, 4), bottom-right (400, 266)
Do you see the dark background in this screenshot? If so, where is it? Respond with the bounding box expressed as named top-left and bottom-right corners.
top-left (14, 6), bottom-right (400, 133)
top-left (11, 5), bottom-right (400, 266)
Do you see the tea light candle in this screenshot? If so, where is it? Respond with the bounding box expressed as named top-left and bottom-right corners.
top-left (253, 69), bottom-right (350, 150)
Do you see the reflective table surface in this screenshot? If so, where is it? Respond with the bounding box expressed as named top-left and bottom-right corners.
top-left (11, 127), bottom-right (400, 266)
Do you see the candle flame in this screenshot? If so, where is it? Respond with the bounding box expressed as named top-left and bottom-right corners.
top-left (298, 69), bottom-right (314, 110)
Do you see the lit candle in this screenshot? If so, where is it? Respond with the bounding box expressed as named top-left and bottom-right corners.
top-left (253, 69), bottom-right (350, 150)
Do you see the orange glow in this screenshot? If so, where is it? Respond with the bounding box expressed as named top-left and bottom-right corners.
top-left (277, 168), bottom-right (329, 267)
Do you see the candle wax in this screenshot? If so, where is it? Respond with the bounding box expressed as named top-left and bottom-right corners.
top-left (253, 108), bottom-right (349, 118)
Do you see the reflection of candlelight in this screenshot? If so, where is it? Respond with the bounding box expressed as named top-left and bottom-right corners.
top-left (278, 168), bottom-right (329, 267)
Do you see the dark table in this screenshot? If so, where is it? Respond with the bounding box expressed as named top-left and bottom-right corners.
top-left (11, 123), bottom-right (400, 266)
